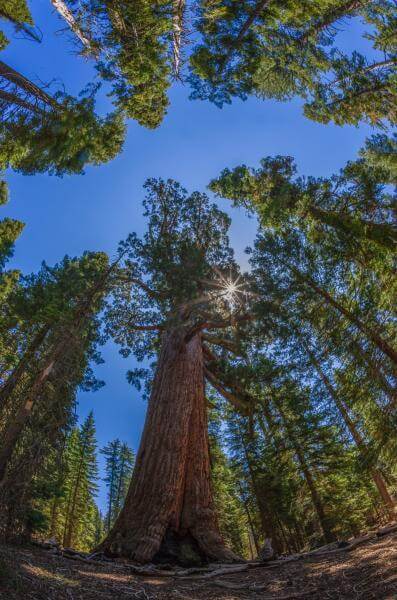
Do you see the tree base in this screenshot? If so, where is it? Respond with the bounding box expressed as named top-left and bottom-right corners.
top-left (153, 530), bottom-right (208, 566)
top-left (100, 527), bottom-right (241, 566)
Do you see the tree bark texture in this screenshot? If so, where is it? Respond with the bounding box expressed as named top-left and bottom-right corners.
top-left (99, 327), bottom-right (237, 564)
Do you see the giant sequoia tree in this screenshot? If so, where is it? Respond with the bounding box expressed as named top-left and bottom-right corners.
top-left (99, 179), bottom-right (255, 563)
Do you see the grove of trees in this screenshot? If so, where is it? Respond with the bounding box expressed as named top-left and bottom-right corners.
top-left (0, 0), bottom-right (395, 568)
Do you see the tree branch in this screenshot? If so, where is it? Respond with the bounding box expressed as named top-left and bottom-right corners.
top-left (185, 312), bottom-right (254, 341)
top-left (202, 333), bottom-right (241, 354)
top-left (130, 324), bottom-right (163, 332)
top-left (204, 367), bottom-right (249, 413)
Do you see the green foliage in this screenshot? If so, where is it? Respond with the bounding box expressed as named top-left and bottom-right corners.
top-left (102, 439), bottom-right (134, 532)
top-left (60, 413), bottom-right (99, 550)
top-left (190, 0), bottom-right (397, 127)
top-left (105, 177), bottom-right (238, 373)
top-left (209, 412), bottom-right (251, 557)
top-left (0, 1), bottom-right (32, 25)
top-left (0, 251), bottom-right (110, 538)
top-left (53, 0), bottom-right (173, 128)
top-left (0, 0), bottom-right (33, 48)
top-left (0, 96), bottom-right (125, 176)
top-left (210, 140), bottom-right (397, 252)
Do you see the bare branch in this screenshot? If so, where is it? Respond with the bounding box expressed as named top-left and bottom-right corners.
top-left (0, 89), bottom-right (44, 114)
top-left (0, 60), bottom-right (59, 109)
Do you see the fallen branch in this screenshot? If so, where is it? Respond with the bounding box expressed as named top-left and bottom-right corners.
top-left (376, 523), bottom-right (397, 537)
top-left (181, 564), bottom-right (248, 580)
top-left (211, 580), bottom-right (314, 598)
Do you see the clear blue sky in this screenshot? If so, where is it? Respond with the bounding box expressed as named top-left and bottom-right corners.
top-left (2, 3), bottom-right (376, 509)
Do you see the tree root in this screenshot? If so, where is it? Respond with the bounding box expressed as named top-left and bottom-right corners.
top-left (35, 522), bottom-right (397, 579)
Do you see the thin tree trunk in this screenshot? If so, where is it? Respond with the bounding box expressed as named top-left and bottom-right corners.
top-left (0, 355), bottom-right (58, 483)
top-left (237, 480), bottom-right (260, 555)
top-left (0, 60), bottom-right (58, 108)
top-left (63, 448), bottom-right (86, 548)
top-left (0, 88), bottom-right (44, 114)
top-left (107, 458), bottom-right (116, 533)
top-left (0, 325), bottom-right (50, 412)
top-left (99, 328), bottom-right (237, 564)
top-left (239, 430), bottom-right (283, 554)
top-left (172, 0), bottom-right (185, 78)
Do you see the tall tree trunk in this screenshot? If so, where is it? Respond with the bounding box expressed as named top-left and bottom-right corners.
top-left (63, 450), bottom-right (86, 548)
top-left (239, 429), bottom-right (284, 554)
top-left (172, 0), bottom-right (185, 78)
top-left (237, 480), bottom-right (260, 555)
top-left (0, 331), bottom-right (72, 484)
top-left (289, 264), bottom-right (397, 366)
top-left (305, 345), bottom-right (396, 515)
top-left (272, 397), bottom-right (336, 543)
top-left (99, 327), bottom-right (237, 564)
top-left (0, 325), bottom-right (50, 412)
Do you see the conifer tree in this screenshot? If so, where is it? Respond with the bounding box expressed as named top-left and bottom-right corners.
top-left (102, 439), bottom-right (121, 532)
top-left (190, 0), bottom-right (397, 128)
top-left (0, 0), bottom-right (37, 48)
top-left (49, 0), bottom-right (175, 128)
top-left (62, 412), bottom-right (99, 549)
top-left (0, 252), bottom-right (111, 483)
top-left (102, 439), bottom-right (134, 532)
top-left (0, 72), bottom-right (126, 176)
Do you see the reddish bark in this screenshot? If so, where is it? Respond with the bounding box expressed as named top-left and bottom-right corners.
top-left (99, 327), bottom-right (238, 564)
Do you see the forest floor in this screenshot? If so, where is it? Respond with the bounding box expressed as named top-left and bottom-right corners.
top-left (0, 531), bottom-right (396, 600)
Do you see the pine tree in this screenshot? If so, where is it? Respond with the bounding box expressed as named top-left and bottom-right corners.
top-left (190, 0), bottom-right (397, 128)
top-left (0, 251), bottom-right (110, 484)
top-left (102, 439), bottom-right (121, 532)
top-left (50, 0), bottom-right (175, 128)
top-left (113, 443), bottom-right (134, 520)
top-left (0, 78), bottom-right (126, 176)
top-left (62, 413), bottom-right (99, 549)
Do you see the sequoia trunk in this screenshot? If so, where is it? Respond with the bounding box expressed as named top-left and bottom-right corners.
top-left (99, 327), bottom-right (237, 564)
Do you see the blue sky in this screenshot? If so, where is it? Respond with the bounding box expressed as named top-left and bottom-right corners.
top-left (2, 3), bottom-right (376, 509)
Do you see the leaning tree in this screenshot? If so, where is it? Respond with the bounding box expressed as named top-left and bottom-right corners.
top-left (100, 178), bottom-right (256, 564)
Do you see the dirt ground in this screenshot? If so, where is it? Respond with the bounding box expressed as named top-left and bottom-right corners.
top-left (0, 531), bottom-right (396, 600)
